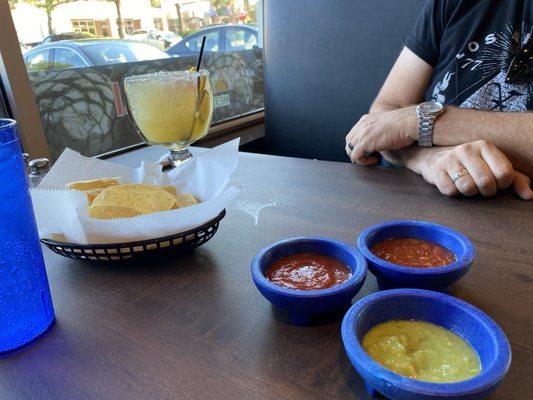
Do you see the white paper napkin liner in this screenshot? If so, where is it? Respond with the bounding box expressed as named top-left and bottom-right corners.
top-left (31, 188), bottom-right (89, 244)
top-left (32, 138), bottom-right (240, 244)
top-left (78, 186), bottom-right (238, 244)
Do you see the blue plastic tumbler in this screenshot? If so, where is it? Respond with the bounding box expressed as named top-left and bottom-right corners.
top-left (0, 119), bottom-right (55, 356)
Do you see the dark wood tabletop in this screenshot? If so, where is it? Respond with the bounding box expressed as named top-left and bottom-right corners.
top-left (1, 148), bottom-right (532, 400)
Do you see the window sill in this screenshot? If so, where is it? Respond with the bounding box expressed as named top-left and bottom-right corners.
top-left (98, 110), bottom-right (265, 160)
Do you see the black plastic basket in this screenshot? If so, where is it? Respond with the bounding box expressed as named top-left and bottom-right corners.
top-left (41, 210), bottom-right (226, 262)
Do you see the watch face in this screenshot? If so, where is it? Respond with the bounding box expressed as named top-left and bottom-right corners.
top-left (418, 101), bottom-right (444, 114)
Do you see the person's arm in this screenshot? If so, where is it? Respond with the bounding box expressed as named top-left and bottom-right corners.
top-left (346, 74), bottom-right (533, 176)
top-left (431, 107), bottom-right (533, 176)
top-left (345, 47), bottom-right (533, 199)
top-left (369, 47), bottom-right (432, 113)
top-left (344, 48), bottom-right (431, 165)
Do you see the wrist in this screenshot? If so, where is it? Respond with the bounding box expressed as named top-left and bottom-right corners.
top-left (415, 101), bottom-right (445, 146)
top-left (406, 106), bottom-right (419, 141)
top-left (403, 146), bottom-right (441, 174)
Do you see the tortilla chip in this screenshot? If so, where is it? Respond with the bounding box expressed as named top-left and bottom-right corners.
top-left (174, 193), bottom-right (198, 209)
top-left (85, 188), bottom-right (105, 204)
top-left (92, 184), bottom-right (176, 215)
top-left (66, 177), bottom-right (120, 191)
top-left (161, 185), bottom-right (178, 197)
top-left (88, 204), bottom-right (141, 220)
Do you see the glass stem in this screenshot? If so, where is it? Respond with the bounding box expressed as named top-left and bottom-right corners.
top-left (169, 148), bottom-right (192, 167)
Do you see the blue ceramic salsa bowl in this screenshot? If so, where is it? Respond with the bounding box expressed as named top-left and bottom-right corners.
top-left (341, 289), bottom-right (511, 400)
top-left (357, 220), bottom-right (475, 290)
top-left (250, 237), bottom-right (367, 325)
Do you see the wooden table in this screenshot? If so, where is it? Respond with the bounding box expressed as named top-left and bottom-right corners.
top-left (1, 149), bottom-right (532, 400)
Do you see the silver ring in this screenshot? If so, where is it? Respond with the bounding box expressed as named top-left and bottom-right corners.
top-left (348, 143), bottom-right (354, 150)
top-left (450, 169), bottom-right (469, 183)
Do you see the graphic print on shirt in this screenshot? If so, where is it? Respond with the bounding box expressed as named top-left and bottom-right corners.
top-left (432, 22), bottom-right (533, 111)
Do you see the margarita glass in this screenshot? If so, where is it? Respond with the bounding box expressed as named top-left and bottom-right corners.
top-left (124, 70), bottom-right (213, 166)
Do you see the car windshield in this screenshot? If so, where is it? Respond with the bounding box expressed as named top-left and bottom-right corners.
top-left (83, 42), bottom-right (169, 65)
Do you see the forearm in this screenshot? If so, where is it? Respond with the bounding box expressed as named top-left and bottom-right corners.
top-left (434, 107), bottom-right (533, 176)
top-left (370, 102), bottom-right (403, 114)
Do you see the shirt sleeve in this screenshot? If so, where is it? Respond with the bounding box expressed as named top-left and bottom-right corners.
top-left (403, 0), bottom-right (446, 67)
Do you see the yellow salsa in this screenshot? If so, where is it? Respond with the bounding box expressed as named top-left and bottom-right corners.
top-left (362, 320), bottom-right (481, 383)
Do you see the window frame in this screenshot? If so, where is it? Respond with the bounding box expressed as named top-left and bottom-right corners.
top-left (0, 1), bottom-right (50, 158)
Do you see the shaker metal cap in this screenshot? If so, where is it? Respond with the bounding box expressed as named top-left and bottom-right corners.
top-left (28, 158), bottom-right (50, 174)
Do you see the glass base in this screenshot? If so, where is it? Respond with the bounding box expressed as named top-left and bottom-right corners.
top-left (169, 148), bottom-right (192, 167)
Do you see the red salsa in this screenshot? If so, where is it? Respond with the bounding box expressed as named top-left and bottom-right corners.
top-left (265, 252), bottom-right (352, 291)
top-left (370, 238), bottom-right (456, 268)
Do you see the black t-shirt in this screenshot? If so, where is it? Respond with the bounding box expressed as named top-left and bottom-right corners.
top-left (404, 0), bottom-right (532, 111)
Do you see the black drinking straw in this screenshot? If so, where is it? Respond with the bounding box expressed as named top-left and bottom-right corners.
top-left (196, 36), bottom-right (207, 71)
top-left (189, 36), bottom-right (207, 142)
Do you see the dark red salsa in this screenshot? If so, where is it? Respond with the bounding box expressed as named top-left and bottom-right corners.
top-left (265, 252), bottom-right (352, 291)
top-left (370, 238), bottom-right (456, 268)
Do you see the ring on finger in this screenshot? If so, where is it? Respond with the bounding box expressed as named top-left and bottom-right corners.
top-left (348, 143), bottom-right (354, 150)
top-left (449, 168), bottom-right (470, 183)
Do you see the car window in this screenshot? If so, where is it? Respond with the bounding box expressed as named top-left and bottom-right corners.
top-left (185, 31), bottom-right (219, 52)
top-left (84, 42), bottom-right (168, 65)
top-left (26, 50), bottom-right (53, 72)
top-left (54, 48), bottom-right (87, 69)
top-left (226, 28), bottom-right (257, 51)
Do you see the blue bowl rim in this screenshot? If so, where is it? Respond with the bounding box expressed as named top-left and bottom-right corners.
top-left (341, 288), bottom-right (512, 397)
top-left (357, 220), bottom-right (475, 275)
top-left (250, 236), bottom-right (367, 299)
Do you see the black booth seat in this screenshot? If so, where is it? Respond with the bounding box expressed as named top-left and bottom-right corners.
top-left (248, 0), bottom-right (426, 162)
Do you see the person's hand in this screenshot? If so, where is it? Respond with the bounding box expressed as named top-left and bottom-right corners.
top-left (416, 140), bottom-right (515, 197)
top-left (345, 106), bottom-right (418, 165)
top-left (513, 170), bottom-right (533, 200)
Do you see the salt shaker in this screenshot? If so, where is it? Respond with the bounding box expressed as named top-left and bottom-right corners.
top-left (28, 158), bottom-right (50, 188)
top-left (23, 153), bottom-right (30, 172)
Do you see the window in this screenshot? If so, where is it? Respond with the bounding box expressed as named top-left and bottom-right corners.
top-left (226, 28), bottom-right (258, 51)
top-left (83, 42), bottom-right (169, 65)
top-left (185, 31), bottom-right (220, 53)
top-left (72, 19), bottom-right (97, 36)
top-left (123, 19), bottom-right (142, 35)
top-left (96, 19), bottom-right (112, 37)
top-left (5, 0), bottom-right (264, 160)
top-left (53, 48), bottom-right (87, 69)
top-left (25, 50), bottom-right (53, 72)
top-left (154, 18), bottom-right (164, 31)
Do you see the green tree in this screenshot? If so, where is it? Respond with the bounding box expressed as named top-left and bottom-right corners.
top-left (25, 0), bottom-right (75, 35)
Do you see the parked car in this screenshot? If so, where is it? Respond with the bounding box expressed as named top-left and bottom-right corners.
top-left (41, 32), bottom-right (96, 44)
top-left (127, 29), bottom-right (181, 50)
top-left (166, 24), bottom-right (259, 56)
top-left (23, 39), bottom-right (169, 72)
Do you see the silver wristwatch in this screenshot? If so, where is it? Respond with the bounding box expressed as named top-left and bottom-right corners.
top-left (415, 101), bottom-right (444, 146)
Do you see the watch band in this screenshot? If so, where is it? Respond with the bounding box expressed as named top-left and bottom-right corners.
top-left (417, 113), bottom-right (434, 147)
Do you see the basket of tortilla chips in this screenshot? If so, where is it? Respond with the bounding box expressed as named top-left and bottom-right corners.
top-left (31, 140), bottom-right (239, 261)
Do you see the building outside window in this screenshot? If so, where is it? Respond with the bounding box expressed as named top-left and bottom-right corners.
top-left (3, 0), bottom-right (264, 160)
